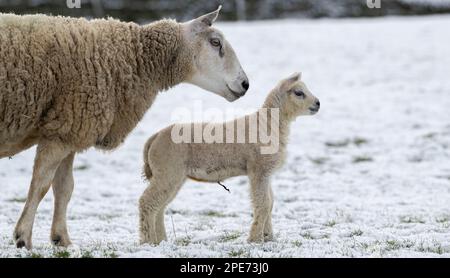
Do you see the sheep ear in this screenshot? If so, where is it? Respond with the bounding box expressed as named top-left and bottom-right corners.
top-left (189, 5), bottom-right (221, 32)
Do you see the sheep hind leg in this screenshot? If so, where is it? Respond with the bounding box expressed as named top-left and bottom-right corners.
top-left (50, 152), bottom-right (75, 247)
top-left (13, 141), bottom-right (70, 249)
top-left (139, 177), bottom-right (184, 245)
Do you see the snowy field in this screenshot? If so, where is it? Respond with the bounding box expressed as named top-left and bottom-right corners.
top-left (1, 15), bottom-right (449, 258)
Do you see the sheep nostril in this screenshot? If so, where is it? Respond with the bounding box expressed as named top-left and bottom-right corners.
top-left (241, 80), bottom-right (249, 91)
top-left (316, 100), bottom-right (320, 107)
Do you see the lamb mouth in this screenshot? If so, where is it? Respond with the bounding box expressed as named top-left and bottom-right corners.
top-left (309, 107), bottom-right (319, 113)
top-left (226, 84), bottom-right (244, 98)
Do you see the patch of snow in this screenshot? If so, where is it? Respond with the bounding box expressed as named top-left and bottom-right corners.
top-left (1, 15), bottom-right (449, 257)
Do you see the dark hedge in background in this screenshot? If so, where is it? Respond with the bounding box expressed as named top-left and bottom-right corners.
top-left (0, 0), bottom-right (449, 23)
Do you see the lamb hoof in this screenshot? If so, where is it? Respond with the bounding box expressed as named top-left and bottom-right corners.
top-left (264, 234), bottom-right (274, 241)
top-left (247, 235), bottom-right (264, 243)
top-left (14, 232), bottom-right (31, 250)
top-left (16, 240), bottom-right (26, 248)
top-left (140, 239), bottom-right (161, 246)
top-left (51, 235), bottom-right (72, 247)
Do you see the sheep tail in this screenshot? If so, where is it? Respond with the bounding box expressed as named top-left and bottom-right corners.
top-left (142, 133), bottom-right (158, 180)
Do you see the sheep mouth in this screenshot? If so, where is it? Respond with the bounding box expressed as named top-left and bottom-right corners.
top-left (226, 84), bottom-right (245, 98)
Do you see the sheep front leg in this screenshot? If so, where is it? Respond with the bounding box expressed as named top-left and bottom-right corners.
top-left (13, 141), bottom-right (70, 249)
top-left (50, 152), bottom-right (75, 247)
top-left (248, 173), bottom-right (271, 243)
top-left (263, 185), bottom-right (274, 241)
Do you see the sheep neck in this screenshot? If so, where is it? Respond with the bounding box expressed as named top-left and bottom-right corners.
top-left (139, 20), bottom-right (190, 93)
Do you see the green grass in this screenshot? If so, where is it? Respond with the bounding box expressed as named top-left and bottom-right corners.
top-left (417, 241), bottom-right (444, 254)
top-left (175, 236), bottom-right (192, 246)
top-left (422, 132), bottom-right (437, 139)
top-left (349, 229), bottom-right (363, 237)
top-left (308, 157), bottom-right (329, 165)
top-left (219, 231), bottom-right (241, 242)
top-left (81, 250), bottom-right (94, 258)
top-left (325, 220), bottom-right (337, 227)
top-left (29, 252), bottom-right (43, 258)
top-left (102, 250), bottom-right (118, 258)
top-left (201, 210), bottom-right (237, 218)
top-left (228, 248), bottom-right (250, 258)
top-left (74, 165), bottom-right (89, 171)
top-left (202, 210), bottom-right (227, 217)
top-left (283, 197), bottom-right (298, 203)
top-left (385, 240), bottom-right (402, 251)
top-left (325, 140), bottom-right (350, 148)
top-left (301, 232), bottom-right (313, 240)
top-left (7, 197), bottom-right (27, 203)
top-left (436, 215), bottom-right (449, 223)
top-left (399, 215), bottom-right (425, 224)
top-left (325, 137), bottom-right (369, 148)
top-left (53, 249), bottom-right (71, 258)
top-left (353, 137), bottom-right (369, 146)
top-left (352, 156), bottom-right (374, 163)
top-left (292, 240), bottom-right (302, 247)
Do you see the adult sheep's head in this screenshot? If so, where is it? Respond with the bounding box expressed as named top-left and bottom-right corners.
top-left (182, 6), bottom-right (249, 102)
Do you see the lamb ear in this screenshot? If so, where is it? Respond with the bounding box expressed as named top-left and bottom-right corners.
top-left (190, 5), bottom-right (221, 32)
top-left (280, 72), bottom-right (300, 88)
top-left (287, 72), bottom-right (301, 83)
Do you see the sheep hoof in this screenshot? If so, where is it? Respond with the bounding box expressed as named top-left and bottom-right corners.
top-left (264, 233), bottom-right (274, 241)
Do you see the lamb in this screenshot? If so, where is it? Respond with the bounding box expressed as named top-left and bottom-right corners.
top-left (0, 7), bottom-right (250, 249)
top-left (140, 72), bottom-right (320, 244)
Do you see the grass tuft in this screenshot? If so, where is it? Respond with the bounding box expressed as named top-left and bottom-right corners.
top-left (219, 231), bottom-right (241, 242)
top-left (53, 249), bottom-right (71, 258)
top-left (352, 156), bottom-right (373, 163)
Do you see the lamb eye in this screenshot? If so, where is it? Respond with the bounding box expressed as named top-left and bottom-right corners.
top-left (294, 90), bottom-right (305, 97)
top-left (210, 38), bottom-right (221, 47)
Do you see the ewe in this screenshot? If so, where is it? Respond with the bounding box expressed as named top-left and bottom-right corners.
top-left (0, 6), bottom-right (249, 249)
top-left (140, 73), bottom-right (320, 244)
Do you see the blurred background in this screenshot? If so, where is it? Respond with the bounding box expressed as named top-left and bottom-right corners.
top-left (0, 0), bottom-right (449, 22)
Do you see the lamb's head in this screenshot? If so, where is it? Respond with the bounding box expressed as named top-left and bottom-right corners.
top-left (182, 6), bottom-right (249, 102)
top-left (278, 72), bottom-right (320, 118)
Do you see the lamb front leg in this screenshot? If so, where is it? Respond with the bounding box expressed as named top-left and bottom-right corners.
top-left (50, 152), bottom-right (75, 247)
top-left (263, 185), bottom-right (274, 241)
top-left (248, 173), bottom-right (271, 243)
top-left (14, 141), bottom-right (70, 249)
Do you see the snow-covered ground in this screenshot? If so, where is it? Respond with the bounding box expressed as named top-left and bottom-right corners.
top-left (1, 15), bottom-right (450, 258)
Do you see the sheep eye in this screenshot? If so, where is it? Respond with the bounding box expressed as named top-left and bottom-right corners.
top-left (210, 38), bottom-right (221, 47)
top-left (294, 90), bottom-right (305, 97)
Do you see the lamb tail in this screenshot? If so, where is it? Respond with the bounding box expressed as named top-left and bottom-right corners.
top-left (142, 133), bottom-right (158, 180)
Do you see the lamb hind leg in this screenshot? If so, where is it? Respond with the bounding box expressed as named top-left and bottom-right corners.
top-left (50, 152), bottom-right (75, 247)
top-left (13, 141), bottom-right (70, 249)
top-left (155, 182), bottom-right (184, 243)
top-left (139, 177), bottom-right (185, 245)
